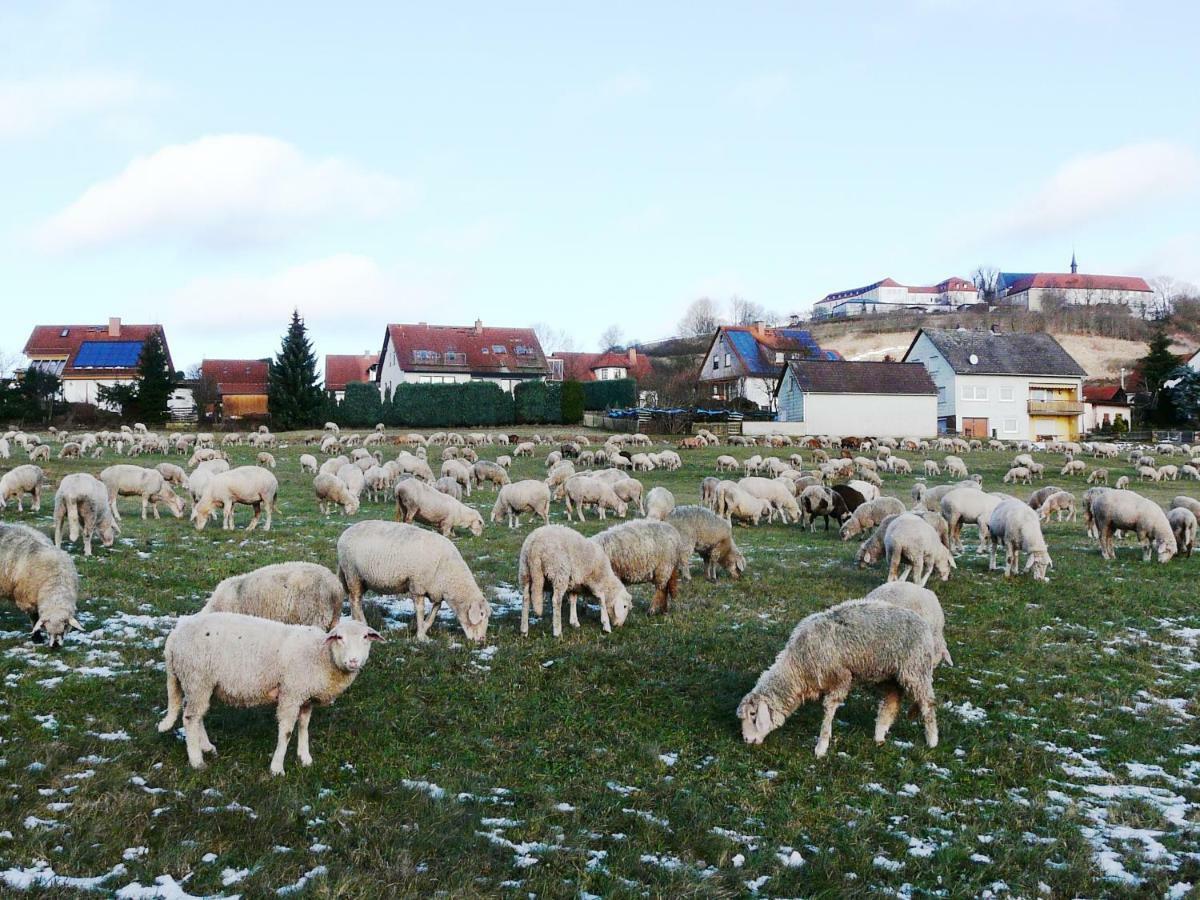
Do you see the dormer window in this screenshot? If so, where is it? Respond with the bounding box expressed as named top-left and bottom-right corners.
top-left (492, 345), bottom-right (507, 354)
top-left (60, 328), bottom-right (69, 337)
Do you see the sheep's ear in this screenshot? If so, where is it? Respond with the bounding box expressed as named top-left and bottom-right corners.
top-left (754, 699), bottom-right (772, 736)
top-left (364, 629), bottom-right (384, 642)
top-left (31, 618), bottom-right (45, 636)
top-left (324, 633), bottom-right (344, 644)
top-left (68, 617), bottom-right (83, 632)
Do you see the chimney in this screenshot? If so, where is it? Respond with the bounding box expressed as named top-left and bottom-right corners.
top-left (750, 320), bottom-right (765, 336)
top-left (108, 317), bottom-right (121, 337)
top-left (474, 319), bottom-right (483, 335)
top-left (628, 347), bottom-right (637, 366)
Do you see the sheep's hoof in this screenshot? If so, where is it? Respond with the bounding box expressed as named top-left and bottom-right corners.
top-left (299, 755), bottom-right (313, 767)
top-left (269, 764), bottom-right (285, 776)
top-left (189, 759), bottom-right (207, 770)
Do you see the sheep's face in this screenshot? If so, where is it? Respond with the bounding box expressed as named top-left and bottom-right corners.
top-left (608, 587), bottom-right (632, 629)
top-left (159, 488), bottom-right (185, 518)
top-left (1026, 551), bottom-right (1052, 581)
top-left (857, 544), bottom-right (880, 568)
top-left (325, 621), bottom-right (384, 673)
top-left (190, 499), bottom-right (214, 530)
top-left (737, 696), bottom-right (777, 745)
top-left (33, 613), bottom-right (83, 649)
top-left (724, 547), bottom-right (747, 580)
top-left (98, 517), bottom-right (119, 547)
top-left (469, 515), bottom-right (484, 537)
top-left (460, 594), bottom-right (491, 642)
top-left (1156, 540), bottom-right (1176, 564)
top-left (344, 495), bottom-right (361, 516)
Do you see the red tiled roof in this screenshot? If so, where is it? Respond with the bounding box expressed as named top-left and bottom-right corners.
top-left (325, 353), bottom-right (379, 392)
top-left (23, 322), bottom-right (172, 378)
top-left (551, 350), bottom-right (654, 382)
top-left (380, 323), bottom-right (548, 377)
top-left (907, 277), bottom-right (977, 295)
top-left (1005, 273), bottom-right (1151, 294)
top-left (201, 359), bottom-right (269, 396)
top-left (1083, 384), bottom-right (1129, 403)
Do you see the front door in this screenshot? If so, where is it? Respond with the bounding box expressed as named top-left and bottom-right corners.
top-left (961, 417), bottom-right (988, 438)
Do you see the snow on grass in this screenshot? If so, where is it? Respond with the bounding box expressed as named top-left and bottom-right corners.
top-left (276, 865), bottom-right (328, 895)
top-left (1, 861), bottom-right (127, 892)
top-left (400, 779), bottom-right (446, 800)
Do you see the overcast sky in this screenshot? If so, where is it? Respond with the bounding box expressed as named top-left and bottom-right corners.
top-left (3, 0), bottom-right (1199, 373)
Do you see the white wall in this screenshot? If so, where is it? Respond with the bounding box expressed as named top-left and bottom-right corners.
top-left (63, 377), bottom-right (133, 407)
top-left (804, 393), bottom-right (937, 438)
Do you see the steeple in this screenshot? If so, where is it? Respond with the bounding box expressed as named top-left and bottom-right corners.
top-left (1070, 250), bottom-right (1078, 275)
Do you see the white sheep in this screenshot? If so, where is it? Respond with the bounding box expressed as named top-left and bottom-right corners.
top-left (717, 480), bottom-right (770, 526)
top-left (100, 464), bottom-right (185, 521)
top-left (987, 499), bottom-right (1052, 579)
top-left (1003, 466), bottom-right (1032, 485)
top-left (666, 505), bottom-right (746, 581)
top-left (939, 488), bottom-right (1007, 554)
top-left (490, 480), bottom-right (552, 528)
top-left (839, 496), bottom-right (906, 541)
top-left (738, 476), bottom-right (801, 524)
top-left (191, 466), bottom-right (279, 531)
top-left (200, 562), bottom-right (345, 629)
top-left (314, 473), bottom-right (361, 516)
top-left (0, 464), bottom-right (47, 512)
top-left (715, 455), bottom-right (741, 473)
top-left (0, 522), bottom-right (82, 647)
top-left (53, 473), bottom-right (119, 556)
top-left (883, 514), bottom-right (956, 586)
top-left (257, 452), bottom-right (277, 469)
top-left (394, 478), bottom-right (484, 537)
top-left (336, 520), bottom-right (490, 641)
top-left (563, 475), bottom-right (627, 522)
top-left (645, 486), bottom-right (676, 521)
top-left (155, 462), bottom-right (189, 488)
top-left (862, 581), bottom-right (952, 666)
top-left (736, 600), bottom-right (938, 755)
top-left (1167, 506), bottom-right (1196, 558)
top-left (518, 524), bottom-right (632, 637)
top-left (592, 520), bottom-right (690, 615)
top-left (433, 476), bottom-right (463, 500)
top-left (157, 612), bottom-right (382, 774)
top-left (299, 454), bottom-right (318, 474)
top-left (1090, 491), bottom-right (1177, 563)
top-left (610, 476), bottom-right (645, 517)
top-left (1037, 490), bottom-right (1076, 523)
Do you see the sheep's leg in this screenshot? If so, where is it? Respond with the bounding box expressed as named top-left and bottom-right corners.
top-left (875, 684), bottom-right (902, 744)
top-left (296, 703), bottom-right (314, 766)
top-left (886, 551), bottom-right (902, 582)
top-left (270, 701), bottom-right (302, 776)
top-left (910, 553), bottom-right (926, 586)
top-left (246, 501), bottom-right (261, 532)
top-left (182, 688), bottom-right (213, 770)
top-left (412, 595), bottom-right (427, 641)
top-left (82, 509), bottom-right (93, 557)
top-left (814, 675), bottom-right (852, 757)
top-left (567, 593), bottom-right (580, 628)
top-left (263, 498), bottom-right (272, 531)
top-left (520, 579), bottom-right (531, 635)
top-left (424, 599), bottom-right (443, 638)
top-left (551, 587), bottom-right (564, 637)
top-left (53, 506), bottom-right (64, 548)
top-left (157, 670), bottom-right (184, 733)
top-left (109, 492), bottom-right (121, 522)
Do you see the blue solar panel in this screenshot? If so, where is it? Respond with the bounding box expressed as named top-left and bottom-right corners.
top-left (73, 341), bottom-right (144, 368)
top-left (726, 330), bottom-right (774, 375)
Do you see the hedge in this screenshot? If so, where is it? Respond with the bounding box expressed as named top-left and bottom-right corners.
top-left (339, 382), bottom-right (384, 428)
top-left (582, 378), bottom-right (636, 410)
top-left (514, 380), bottom-right (562, 424)
top-left (389, 381), bottom-right (515, 427)
top-left (561, 380), bottom-right (585, 425)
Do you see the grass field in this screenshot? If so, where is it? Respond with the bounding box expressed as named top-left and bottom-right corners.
top-left (1, 431), bottom-right (1198, 898)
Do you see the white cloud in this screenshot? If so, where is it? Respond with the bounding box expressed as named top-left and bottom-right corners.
top-left (35, 134), bottom-right (413, 252)
top-left (0, 73), bottom-right (161, 140)
top-left (1137, 232), bottom-right (1200, 289)
top-left (993, 141), bottom-right (1200, 238)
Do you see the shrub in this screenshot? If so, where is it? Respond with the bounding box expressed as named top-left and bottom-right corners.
top-left (561, 380), bottom-right (585, 424)
top-left (387, 381), bottom-right (515, 427)
top-left (582, 378), bottom-right (636, 410)
top-left (339, 382), bottom-right (384, 428)
top-left (515, 380), bottom-right (562, 424)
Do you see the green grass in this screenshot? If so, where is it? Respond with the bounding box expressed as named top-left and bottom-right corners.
top-left (1, 432), bottom-right (1198, 897)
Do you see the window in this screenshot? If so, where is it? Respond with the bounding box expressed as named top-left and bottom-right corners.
top-left (492, 345), bottom-right (507, 354)
top-left (999, 386), bottom-right (1015, 402)
top-left (774, 352), bottom-right (784, 363)
top-left (514, 345), bottom-right (535, 356)
top-left (725, 353), bottom-right (732, 367)
top-left (1003, 418), bottom-right (1018, 433)
top-left (444, 350), bottom-right (466, 365)
top-left (712, 357), bottom-right (719, 371)
top-left (937, 386), bottom-right (946, 403)
top-left (961, 385), bottom-right (988, 401)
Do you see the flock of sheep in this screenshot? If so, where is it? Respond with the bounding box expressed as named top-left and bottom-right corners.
top-left (0, 421), bottom-right (1194, 773)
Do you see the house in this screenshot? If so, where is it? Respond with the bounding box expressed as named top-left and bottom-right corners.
top-left (549, 348), bottom-right (653, 383)
top-left (997, 255), bottom-right (1152, 315)
top-left (696, 323), bottom-right (839, 410)
top-left (771, 359), bottom-right (938, 438)
top-left (325, 352), bottom-right (380, 402)
top-left (376, 320), bottom-right (549, 396)
top-left (810, 276), bottom-right (980, 319)
top-left (902, 328), bottom-right (1087, 440)
top-left (200, 359), bottom-right (270, 419)
top-left (22, 318), bottom-right (173, 407)
top-left (1082, 383), bottom-right (1132, 433)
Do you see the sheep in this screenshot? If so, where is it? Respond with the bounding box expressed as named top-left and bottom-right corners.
top-left (739, 477), bottom-right (801, 524)
top-left (53, 473), bottom-right (119, 556)
top-left (943, 455), bottom-right (968, 478)
top-left (100, 464), bottom-right (185, 521)
top-left (1158, 464), bottom-right (1180, 482)
top-left (491, 480), bottom-right (552, 528)
top-left (314, 473), bottom-right (361, 516)
top-left (0, 463), bottom-right (48, 513)
top-left (592, 520), bottom-right (690, 615)
top-left (336, 520), bottom-right (490, 641)
top-left (440, 458), bottom-right (475, 496)
top-left (1182, 465), bottom-right (1200, 481)
top-left (1086, 468), bottom-right (1108, 485)
top-left (0, 523), bottom-right (82, 647)
top-left (611, 477), bottom-right (646, 517)
top-left (434, 475), bottom-right (464, 500)
top-left (1037, 490), bottom-right (1076, 523)
top-left (58, 441), bottom-right (82, 460)
top-left (666, 505), bottom-right (745, 581)
top-left (1138, 465), bottom-right (1161, 482)
top-left (28, 444), bottom-right (50, 462)
top-left (1171, 495), bottom-right (1200, 522)
top-left (200, 562), bottom-right (344, 629)
top-left (157, 612), bottom-right (382, 774)
top-left (736, 600), bottom-right (938, 755)
top-left (716, 455), bottom-right (741, 473)
top-left (496, 454), bottom-right (512, 470)
top-left (191, 466), bottom-right (279, 531)
top-left (1060, 459), bottom-right (1086, 477)
top-left (862, 582), bottom-right (952, 667)
top-left (645, 486), bottom-right (676, 521)
top-left (155, 462), bottom-right (189, 488)
top-left (839, 496), bottom-right (906, 541)
top-left (987, 499), bottom-right (1053, 579)
top-left (472, 460), bottom-right (511, 490)
top-left (1003, 466), bottom-right (1032, 485)
top-left (1167, 507), bottom-right (1196, 558)
top-left (717, 480), bottom-right (770, 526)
top-left (394, 478), bottom-right (484, 537)
top-left (336, 463), bottom-right (366, 501)
top-left (518, 524), bottom-right (632, 636)
top-left (257, 452), bottom-right (277, 469)
top-left (1091, 491), bottom-right (1177, 563)
top-left (700, 476), bottom-right (720, 510)
top-left (890, 457), bottom-right (913, 476)
top-left (883, 513), bottom-right (955, 586)
top-left (1114, 475), bottom-right (1130, 490)
top-left (563, 475), bottom-right (627, 522)
top-left (798, 485), bottom-right (844, 531)
top-left (939, 488), bottom-right (1007, 555)
top-left (923, 459), bottom-right (941, 477)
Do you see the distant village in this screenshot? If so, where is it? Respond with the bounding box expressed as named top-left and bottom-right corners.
top-left (15, 258), bottom-right (1195, 442)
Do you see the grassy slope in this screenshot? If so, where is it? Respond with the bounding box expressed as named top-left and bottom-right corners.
top-left (0, 433), bottom-right (1197, 897)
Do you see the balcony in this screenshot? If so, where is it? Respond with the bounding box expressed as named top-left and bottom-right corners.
top-left (1028, 399), bottom-right (1084, 416)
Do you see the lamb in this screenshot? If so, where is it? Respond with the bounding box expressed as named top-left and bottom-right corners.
top-left (472, 460), bottom-right (510, 490)
top-left (29, 444), bottom-right (50, 462)
top-left (58, 441), bottom-right (82, 460)
top-left (496, 454), bottom-right (512, 470)
top-left (155, 462), bottom-right (189, 488)
top-left (0, 464), bottom-right (47, 512)
top-left (490, 480), bottom-right (552, 528)
top-left (1114, 475), bottom-right (1130, 490)
top-left (645, 486), bottom-right (676, 521)
top-left (336, 520), bottom-right (490, 641)
top-left (157, 612), bottom-right (382, 774)
top-left (0, 523), bottom-right (82, 647)
top-left (943, 456), bottom-right (968, 478)
top-left (1086, 468), bottom-right (1108, 485)
top-left (839, 496), bottom-right (906, 541)
top-left (883, 514), bottom-right (956, 586)
top-left (987, 499), bottom-right (1053, 579)
top-left (434, 475), bottom-right (463, 500)
top-left (563, 475), bottom-right (627, 522)
top-left (716, 455), bottom-right (741, 473)
top-left (314, 473), bottom-right (361, 516)
top-left (191, 466), bottom-right (279, 531)
top-left (717, 480), bottom-right (770, 526)
top-left (1090, 491), bottom-right (1177, 563)
top-left (394, 478), bottom-right (484, 537)
top-left (100, 464), bottom-right (186, 521)
top-left (53, 473), bottom-right (119, 556)
top-left (940, 488), bottom-right (1007, 554)
top-left (923, 459), bottom-right (941, 477)
top-left (736, 600), bottom-right (938, 755)
top-left (1167, 507), bottom-right (1196, 558)
top-left (592, 520), bottom-right (690, 614)
top-left (200, 562), bottom-right (345, 629)
top-left (1037, 490), bottom-right (1076, 523)
top-left (666, 505), bottom-right (746, 581)
top-left (517, 525), bottom-right (633, 637)
top-left (1003, 466), bottom-right (1032, 485)
top-left (739, 477), bottom-right (801, 524)
top-left (862, 582), bottom-right (952, 667)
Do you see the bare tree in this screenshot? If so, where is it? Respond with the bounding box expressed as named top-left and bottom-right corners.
top-left (1149, 275), bottom-right (1197, 319)
top-left (677, 298), bottom-right (722, 338)
top-left (599, 324), bottom-right (625, 351)
top-left (972, 265), bottom-right (1001, 303)
top-left (530, 322), bottom-right (577, 355)
top-left (0, 349), bottom-right (22, 379)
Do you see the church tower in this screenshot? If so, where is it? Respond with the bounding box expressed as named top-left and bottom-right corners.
top-left (1070, 250), bottom-right (1078, 275)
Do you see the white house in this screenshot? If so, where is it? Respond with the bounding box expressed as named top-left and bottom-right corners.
top-left (771, 359), bottom-right (938, 438)
top-left (902, 328), bottom-right (1087, 440)
top-left (1082, 384), bottom-right (1132, 433)
top-left (997, 257), bottom-right (1152, 315)
top-left (810, 276), bottom-right (980, 319)
top-left (376, 320), bottom-right (549, 396)
top-left (696, 323), bottom-right (837, 411)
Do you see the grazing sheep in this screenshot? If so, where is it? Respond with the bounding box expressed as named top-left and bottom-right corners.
top-left (645, 486), bottom-right (676, 521)
top-left (518, 524), bottom-right (633, 636)
top-left (0, 523), bottom-right (82, 647)
top-left (839, 496), bottom-right (906, 541)
top-left (716, 455), bottom-right (741, 473)
top-left (718, 481), bottom-right (770, 526)
top-left (1037, 490), bottom-right (1076, 523)
top-left (58, 441), bottom-right (82, 460)
top-left (943, 456), bottom-right (968, 478)
top-left (1003, 466), bottom-right (1032, 485)
top-left (939, 488), bottom-right (1007, 554)
top-left (191, 467), bottom-right (279, 532)
top-left (29, 444), bottom-right (50, 462)
top-left (200, 562), bottom-right (344, 628)
top-left (1170, 495), bottom-right (1200, 522)
top-left (1138, 465), bottom-right (1161, 482)
top-left (563, 475), bottom-right (627, 522)
top-left (491, 480), bottom-right (552, 528)
top-left (434, 476), bottom-right (464, 500)
top-left (0, 464), bottom-right (47, 512)
top-left (440, 459), bottom-right (475, 496)
top-left (736, 600), bottom-right (938, 755)
top-left (912, 479), bottom-right (980, 513)
top-left (53, 473), bottom-right (119, 556)
top-left (923, 459), bottom-right (941, 477)
top-left (798, 485), bottom-right (845, 532)
top-left (100, 464), bottom-right (186, 521)
top-left (700, 476), bottom-right (720, 510)
top-left (862, 582), bottom-right (952, 667)
top-left (472, 460), bottom-right (510, 491)
top-left (1167, 507), bottom-right (1196, 558)
top-left (1086, 468), bottom-right (1108, 485)
top-left (158, 612), bottom-right (382, 774)
top-left (155, 462), bottom-right (189, 488)
top-left (667, 505), bottom-right (745, 581)
top-left (739, 477), bottom-right (801, 524)
top-left (1182, 465), bottom-right (1200, 481)
top-left (1091, 492), bottom-right (1177, 563)
top-left (1158, 464), bottom-right (1180, 482)
top-left (611, 477), bottom-right (646, 517)
top-left (592, 520), bottom-right (690, 614)
top-left (314, 473), bottom-right (361, 516)
top-left (1060, 460), bottom-right (1086, 477)
top-left (1114, 475), bottom-right (1130, 490)
top-left (394, 478), bottom-right (484, 537)
top-left (883, 514), bottom-right (956, 586)
top-left (987, 500), bottom-right (1053, 580)
top-left (336, 520), bottom-right (490, 641)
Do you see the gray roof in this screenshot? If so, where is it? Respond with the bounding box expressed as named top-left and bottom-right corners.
top-left (909, 329), bottom-right (1087, 377)
top-left (777, 359), bottom-right (937, 395)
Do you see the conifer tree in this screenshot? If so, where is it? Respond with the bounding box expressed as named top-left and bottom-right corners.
top-left (134, 330), bottom-right (177, 424)
top-left (268, 310), bottom-right (324, 429)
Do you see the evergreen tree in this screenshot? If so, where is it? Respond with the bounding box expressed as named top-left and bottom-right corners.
top-left (268, 310), bottom-right (324, 430)
top-left (1138, 330), bottom-right (1178, 393)
top-left (135, 330), bottom-right (177, 424)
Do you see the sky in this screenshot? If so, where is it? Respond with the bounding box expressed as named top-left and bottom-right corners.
top-left (3, 0), bottom-right (1199, 374)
